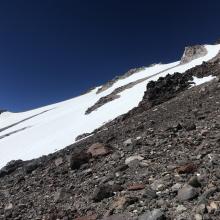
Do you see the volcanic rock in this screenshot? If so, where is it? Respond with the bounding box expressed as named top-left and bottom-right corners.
top-left (87, 143), bottom-right (111, 158)
top-left (70, 151), bottom-right (91, 170)
top-left (177, 185), bottom-right (199, 201)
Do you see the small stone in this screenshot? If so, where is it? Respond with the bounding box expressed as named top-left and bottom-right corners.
top-left (114, 164), bottom-right (129, 172)
top-left (194, 214), bottom-right (202, 220)
top-left (4, 203), bottom-right (13, 211)
top-left (188, 176), bottom-right (201, 188)
top-left (112, 196), bottom-right (138, 210)
top-left (198, 187), bottom-right (217, 204)
top-left (151, 179), bottom-right (165, 191)
top-left (92, 184), bottom-right (122, 202)
top-left (183, 122), bottom-right (196, 131)
top-left (196, 204), bottom-right (207, 214)
top-left (201, 129), bottom-right (209, 136)
top-left (125, 155), bottom-right (144, 165)
top-left (127, 183), bottom-right (145, 191)
top-left (207, 201), bottom-right (218, 213)
top-left (54, 188), bottom-right (70, 202)
top-left (176, 205), bottom-right (187, 212)
top-left (171, 183), bottom-right (182, 192)
top-left (54, 157), bottom-right (63, 166)
top-left (176, 163), bottom-right (197, 174)
top-left (177, 185), bottom-right (199, 201)
top-left (143, 188), bottom-right (157, 199)
top-left (208, 154), bottom-right (220, 165)
top-left (123, 138), bottom-right (132, 147)
top-left (138, 209), bottom-right (166, 220)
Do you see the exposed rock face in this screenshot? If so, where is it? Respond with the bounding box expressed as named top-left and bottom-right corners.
top-left (180, 45), bottom-right (207, 64)
top-left (96, 67), bottom-right (145, 94)
top-left (138, 72), bottom-right (193, 111)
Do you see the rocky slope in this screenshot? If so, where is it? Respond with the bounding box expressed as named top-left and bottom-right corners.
top-left (1, 51), bottom-right (220, 220)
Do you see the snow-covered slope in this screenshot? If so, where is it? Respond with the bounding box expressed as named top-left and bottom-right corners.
top-left (0, 44), bottom-right (220, 168)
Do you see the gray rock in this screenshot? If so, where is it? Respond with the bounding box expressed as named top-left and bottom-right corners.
top-left (24, 161), bottom-right (40, 174)
top-left (123, 138), bottom-right (133, 147)
top-left (142, 188), bottom-right (157, 199)
top-left (188, 176), bottom-right (201, 188)
top-left (54, 157), bottom-right (63, 166)
top-left (198, 187), bottom-right (217, 204)
top-left (177, 185), bottom-right (199, 201)
top-left (151, 179), bottom-right (165, 191)
top-left (171, 183), bottom-right (182, 192)
top-left (54, 188), bottom-right (71, 202)
top-left (92, 184), bottom-right (122, 202)
top-left (125, 155), bottom-right (144, 165)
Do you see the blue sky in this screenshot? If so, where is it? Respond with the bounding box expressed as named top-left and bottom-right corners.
top-left (0, 0), bottom-right (220, 111)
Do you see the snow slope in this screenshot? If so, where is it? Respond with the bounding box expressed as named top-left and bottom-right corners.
top-left (0, 44), bottom-right (220, 168)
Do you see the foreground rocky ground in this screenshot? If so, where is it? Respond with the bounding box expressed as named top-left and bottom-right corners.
top-left (1, 59), bottom-right (220, 220)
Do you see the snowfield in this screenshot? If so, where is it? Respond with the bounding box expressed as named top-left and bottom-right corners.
top-left (0, 44), bottom-right (220, 168)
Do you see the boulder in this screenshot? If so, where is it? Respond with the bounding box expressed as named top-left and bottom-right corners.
top-left (87, 143), bottom-right (111, 158)
top-left (177, 185), bottom-right (199, 201)
top-left (70, 151), bottom-right (91, 170)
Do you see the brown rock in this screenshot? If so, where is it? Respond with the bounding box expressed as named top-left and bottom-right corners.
top-left (112, 196), bottom-right (138, 210)
top-left (87, 143), bottom-right (111, 158)
top-left (70, 151), bottom-right (91, 170)
top-left (127, 183), bottom-right (145, 191)
top-left (176, 163), bottom-right (197, 174)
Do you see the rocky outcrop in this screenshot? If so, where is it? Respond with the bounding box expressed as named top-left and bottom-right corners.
top-left (85, 77), bottom-right (147, 114)
top-left (96, 67), bottom-right (145, 94)
top-left (180, 45), bottom-right (207, 64)
top-left (139, 72), bottom-right (193, 109)
top-left (86, 64), bottom-right (180, 115)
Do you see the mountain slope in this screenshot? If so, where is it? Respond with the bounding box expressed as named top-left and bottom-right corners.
top-left (1, 44), bottom-right (220, 219)
top-left (0, 44), bottom-right (220, 169)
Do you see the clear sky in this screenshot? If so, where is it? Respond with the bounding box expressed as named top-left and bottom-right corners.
top-left (0, 0), bottom-right (220, 112)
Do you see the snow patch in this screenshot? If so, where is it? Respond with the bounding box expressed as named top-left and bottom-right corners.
top-left (191, 75), bottom-right (216, 86)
